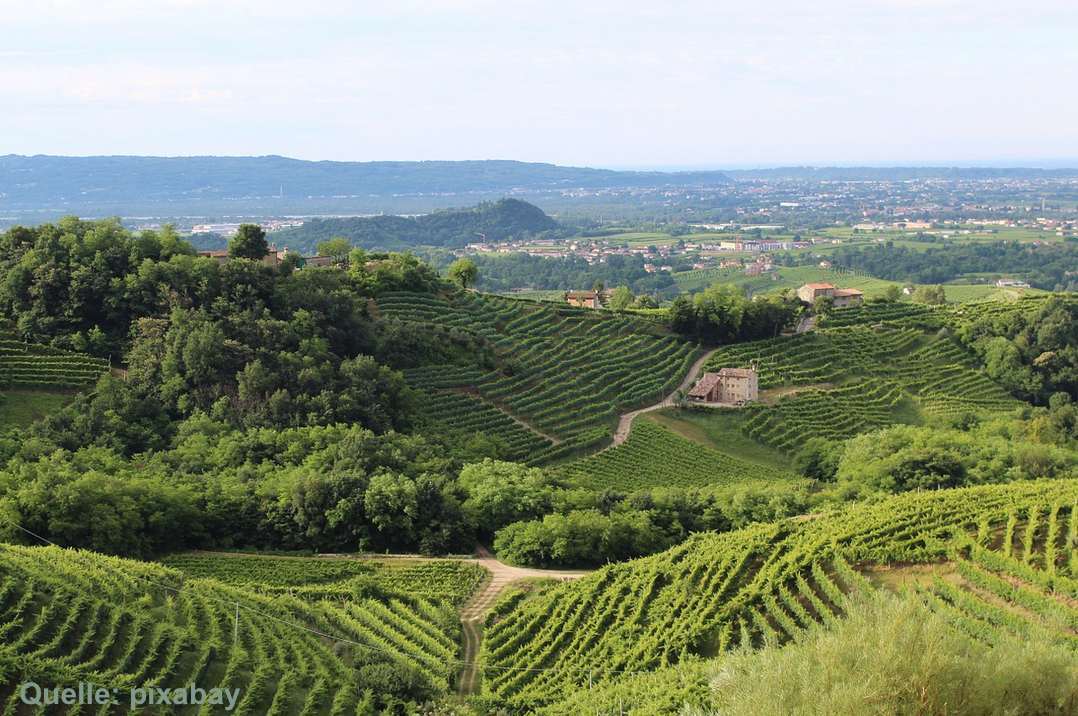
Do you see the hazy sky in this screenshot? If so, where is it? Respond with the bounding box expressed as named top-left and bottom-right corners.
top-left (2, 0), bottom-right (1076, 168)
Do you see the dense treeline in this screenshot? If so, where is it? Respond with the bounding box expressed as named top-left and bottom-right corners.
top-left (776, 240), bottom-right (1078, 290)
top-left (669, 284), bottom-right (803, 343)
top-left (438, 252), bottom-right (680, 295)
top-left (955, 295), bottom-right (1078, 403)
top-left (272, 198), bottom-right (563, 252)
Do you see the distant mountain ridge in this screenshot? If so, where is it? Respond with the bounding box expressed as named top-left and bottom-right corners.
top-left (0, 155), bottom-right (732, 208)
top-left (272, 198), bottom-right (560, 252)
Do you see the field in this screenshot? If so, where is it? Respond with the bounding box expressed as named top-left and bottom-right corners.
top-left (377, 290), bottom-right (700, 463)
top-left (479, 479), bottom-right (1078, 708)
top-left (160, 553), bottom-right (487, 606)
top-left (556, 420), bottom-right (796, 491)
top-left (0, 544), bottom-right (466, 713)
top-left (0, 388), bottom-right (74, 428)
top-left (673, 264), bottom-right (1045, 302)
top-left (701, 322), bottom-right (1021, 453)
top-left (0, 331), bottom-right (109, 389)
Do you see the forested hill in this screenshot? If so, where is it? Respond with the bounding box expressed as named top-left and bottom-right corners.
top-left (273, 198), bottom-right (561, 252)
top-left (0, 155), bottom-right (731, 208)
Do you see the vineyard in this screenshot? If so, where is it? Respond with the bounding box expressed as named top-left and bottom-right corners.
top-left (377, 291), bottom-right (700, 463)
top-left (0, 331), bottom-right (109, 389)
top-left (703, 324), bottom-right (1021, 453)
top-left (160, 553), bottom-right (487, 607)
top-left (557, 419), bottom-right (796, 491)
top-left (0, 544), bottom-right (466, 713)
top-left (479, 478), bottom-right (1078, 709)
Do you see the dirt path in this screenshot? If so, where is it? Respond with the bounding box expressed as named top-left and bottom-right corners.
top-left (610, 348), bottom-right (719, 447)
top-left (457, 546), bottom-right (590, 695)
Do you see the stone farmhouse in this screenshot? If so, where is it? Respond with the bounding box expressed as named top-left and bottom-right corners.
top-left (797, 282), bottom-right (864, 308)
top-left (688, 367), bottom-right (759, 405)
top-left (564, 290), bottom-right (602, 309)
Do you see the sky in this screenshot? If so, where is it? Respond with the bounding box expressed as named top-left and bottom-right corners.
top-left (2, 0), bottom-right (1077, 168)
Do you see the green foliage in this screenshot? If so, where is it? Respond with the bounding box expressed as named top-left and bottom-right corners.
top-left (447, 257), bottom-right (478, 289)
top-left (703, 590), bottom-right (1078, 716)
top-left (376, 291), bottom-right (699, 463)
top-left (670, 285), bottom-right (800, 343)
top-left (227, 224), bottom-right (269, 260)
top-left (607, 285), bottom-right (634, 311)
top-left (814, 239), bottom-right (1078, 290)
top-left (480, 479), bottom-right (1078, 708)
top-left (558, 420), bottom-right (794, 491)
top-left (274, 198), bottom-right (561, 252)
top-left (912, 283), bottom-right (947, 304)
top-left (458, 460), bottom-right (553, 537)
top-left (160, 553), bottom-right (486, 606)
top-left (835, 424), bottom-right (1077, 493)
top-left (0, 422), bottom-right (477, 556)
top-left (315, 236), bottom-right (351, 262)
top-left (0, 544), bottom-right (463, 711)
top-left (957, 294), bottom-right (1077, 403)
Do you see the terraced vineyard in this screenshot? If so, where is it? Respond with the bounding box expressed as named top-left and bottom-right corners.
top-left (558, 419), bottom-right (795, 491)
top-left (377, 291), bottom-right (700, 463)
top-left (160, 553), bottom-right (487, 606)
top-left (0, 545), bottom-right (465, 713)
top-left (704, 324), bottom-right (1020, 452)
top-left (742, 379), bottom-right (907, 452)
top-left (480, 479), bottom-right (1078, 709)
top-left (0, 331), bottom-right (109, 388)
top-left (820, 293), bottom-right (1066, 330)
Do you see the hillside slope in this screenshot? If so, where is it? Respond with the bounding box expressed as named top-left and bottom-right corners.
top-left (0, 545), bottom-right (466, 712)
top-left (480, 479), bottom-right (1078, 708)
top-left (274, 198), bottom-right (560, 252)
top-left (0, 155), bottom-right (730, 208)
top-left (378, 291), bottom-right (700, 463)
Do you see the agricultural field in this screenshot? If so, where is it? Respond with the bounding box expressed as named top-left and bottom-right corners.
top-left (673, 264), bottom-right (1044, 302)
top-left (0, 388), bottom-right (74, 429)
top-left (377, 291), bottom-right (701, 463)
top-left (557, 419), bottom-right (795, 491)
top-left (702, 322), bottom-right (1022, 453)
top-left (160, 553), bottom-right (487, 606)
top-left (480, 479), bottom-right (1078, 708)
top-left (0, 544), bottom-right (464, 713)
top-left (0, 331), bottom-right (109, 389)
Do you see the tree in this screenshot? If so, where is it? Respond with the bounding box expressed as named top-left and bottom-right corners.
top-left (882, 285), bottom-right (903, 303)
top-left (447, 258), bottom-right (479, 289)
top-left (316, 237), bottom-right (352, 263)
top-left (458, 460), bottom-right (552, 536)
top-left (608, 286), bottom-right (634, 311)
top-left (912, 284), bottom-right (947, 305)
top-left (228, 224), bottom-right (269, 260)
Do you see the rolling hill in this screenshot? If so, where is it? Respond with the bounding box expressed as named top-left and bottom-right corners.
top-left (479, 478), bottom-right (1078, 708)
top-left (271, 198), bottom-right (560, 252)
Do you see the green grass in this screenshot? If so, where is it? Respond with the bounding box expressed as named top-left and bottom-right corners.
top-left (0, 388), bottom-right (74, 428)
top-left (644, 409), bottom-right (792, 472)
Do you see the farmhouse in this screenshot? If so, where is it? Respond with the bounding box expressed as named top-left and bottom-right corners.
top-left (688, 368), bottom-right (758, 405)
top-left (796, 282), bottom-right (863, 308)
top-left (198, 248), bottom-right (281, 268)
top-left (564, 290), bottom-right (602, 309)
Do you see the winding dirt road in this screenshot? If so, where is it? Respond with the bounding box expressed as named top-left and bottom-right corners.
top-left (610, 347), bottom-right (719, 447)
top-left (457, 547), bottom-right (590, 695)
